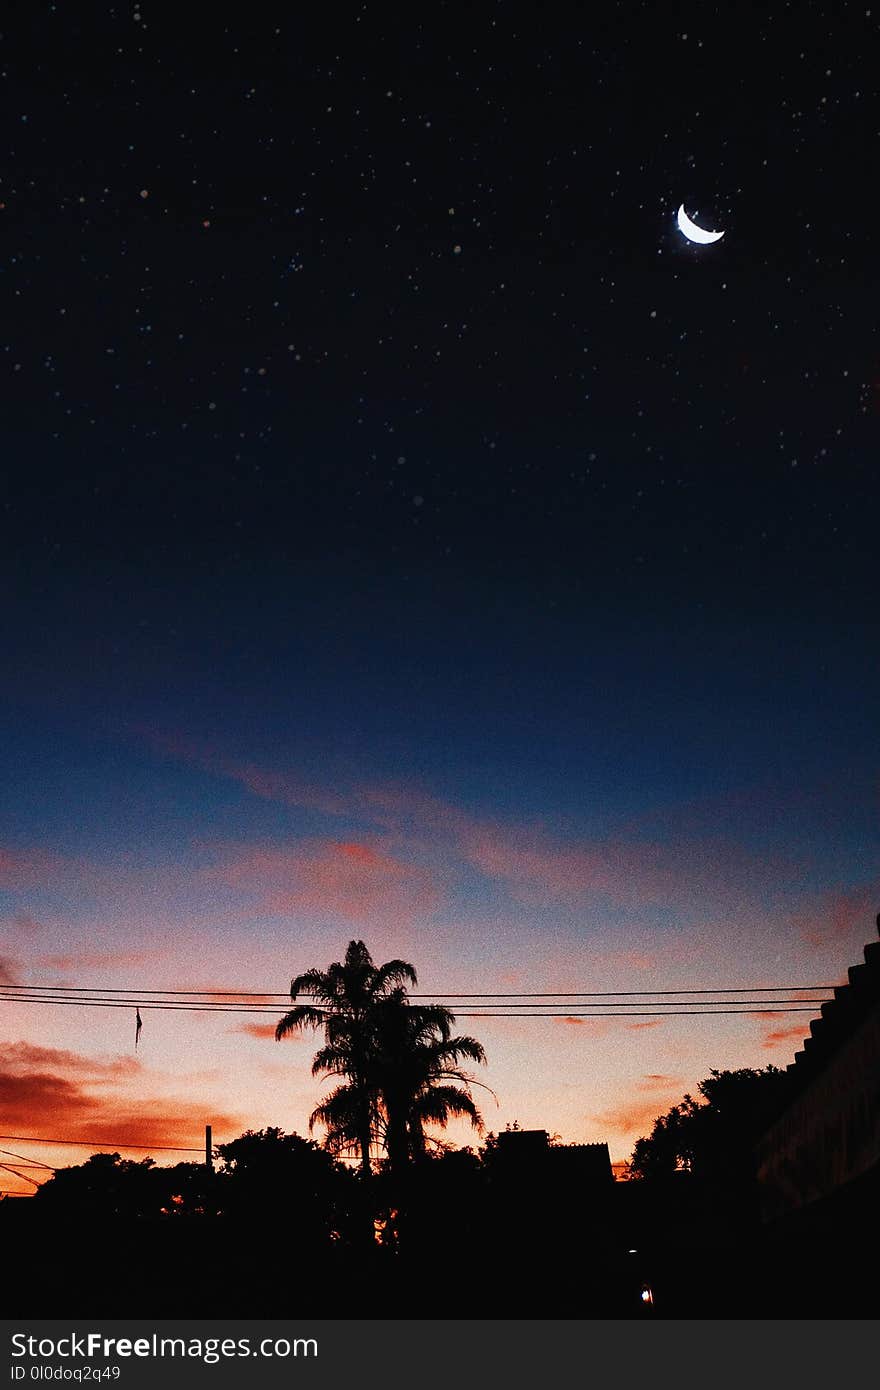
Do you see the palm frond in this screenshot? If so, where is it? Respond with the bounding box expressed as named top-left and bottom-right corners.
top-left (274, 1004), bottom-right (326, 1040)
top-left (288, 967), bottom-right (334, 1001)
top-left (310, 1043), bottom-right (359, 1078)
top-left (412, 1084), bottom-right (484, 1132)
top-left (309, 1084), bottom-right (362, 1140)
top-left (343, 940), bottom-right (375, 969)
top-left (374, 959), bottom-right (418, 992)
top-left (425, 1035), bottom-right (487, 1067)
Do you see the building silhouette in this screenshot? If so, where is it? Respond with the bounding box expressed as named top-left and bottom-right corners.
top-left (756, 912), bottom-right (880, 1224)
top-left (494, 1128), bottom-right (614, 1184)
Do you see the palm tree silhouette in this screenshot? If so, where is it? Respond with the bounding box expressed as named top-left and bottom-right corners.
top-left (274, 940), bottom-right (416, 1176)
top-left (372, 990), bottom-right (488, 1175)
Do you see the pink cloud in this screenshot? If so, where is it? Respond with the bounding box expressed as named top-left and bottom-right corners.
top-left (143, 730), bottom-right (352, 817)
top-left (141, 733), bottom-right (818, 919)
top-left (174, 983), bottom-right (280, 1007)
top-left (554, 1016), bottom-right (611, 1035)
top-left (206, 838), bottom-right (443, 927)
top-left (762, 1022), bottom-right (809, 1050)
top-left (145, 730), bottom-right (477, 839)
top-left (790, 883), bottom-right (880, 949)
top-left (0, 1041), bottom-right (241, 1154)
top-left (553, 1016), bottom-right (669, 1037)
top-left (592, 1097), bottom-right (676, 1137)
top-left (0, 1042), bottom-right (139, 1078)
top-left (231, 1021), bottom-right (304, 1041)
top-left (591, 1075), bottom-right (684, 1137)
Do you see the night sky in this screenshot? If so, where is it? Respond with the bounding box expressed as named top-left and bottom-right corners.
top-left (1, 4), bottom-right (878, 1179)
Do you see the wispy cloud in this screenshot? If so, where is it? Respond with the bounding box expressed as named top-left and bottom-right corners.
top-left (144, 730), bottom-right (351, 817)
top-left (591, 1074), bottom-right (683, 1138)
top-left (554, 1016), bottom-right (611, 1035)
top-left (145, 729), bottom-right (477, 839)
top-left (205, 838), bottom-right (443, 927)
top-left (591, 1097), bottom-right (674, 1138)
top-left (231, 1021), bottom-right (304, 1041)
top-left (552, 1016), bottom-right (668, 1036)
top-left (175, 984), bottom-right (280, 1007)
top-left (146, 732), bottom-right (817, 925)
top-left (762, 1022), bottom-right (808, 1050)
top-left (790, 883), bottom-right (880, 949)
top-left (0, 1042), bottom-right (139, 1078)
top-left (0, 1041), bottom-right (241, 1151)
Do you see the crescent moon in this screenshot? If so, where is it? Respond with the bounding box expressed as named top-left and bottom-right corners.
top-left (676, 204), bottom-right (724, 244)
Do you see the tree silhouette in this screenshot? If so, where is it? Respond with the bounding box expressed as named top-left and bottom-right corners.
top-left (372, 990), bottom-right (488, 1175)
top-left (274, 939), bottom-right (417, 1175)
top-left (215, 1126), bottom-right (355, 1241)
top-left (32, 1152), bottom-right (213, 1219)
top-left (276, 942), bottom-right (489, 1177)
top-left (629, 1066), bottom-right (788, 1185)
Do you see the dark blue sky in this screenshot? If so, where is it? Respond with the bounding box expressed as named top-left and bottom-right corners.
top-left (1, 3), bottom-right (878, 1167)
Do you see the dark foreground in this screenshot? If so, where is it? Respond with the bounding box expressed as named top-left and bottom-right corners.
top-left (2, 1173), bottom-right (875, 1319)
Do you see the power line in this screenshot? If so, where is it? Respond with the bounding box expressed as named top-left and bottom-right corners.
top-left (0, 990), bottom-right (827, 1010)
top-left (0, 994), bottom-right (820, 1018)
top-left (0, 991), bottom-right (823, 1013)
top-left (0, 1162), bottom-right (55, 1170)
top-left (0, 1133), bottom-right (204, 1152)
top-left (1, 985), bottom-right (289, 998)
top-left (409, 1008), bottom-right (820, 1016)
top-left (0, 1162), bottom-right (42, 1189)
top-left (0, 994), bottom-right (289, 1013)
top-left (0, 1149), bottom-right (56, 1170)
top-left (0, 981), bottom-right (836, 997)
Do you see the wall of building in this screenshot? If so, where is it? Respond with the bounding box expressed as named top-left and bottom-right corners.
top-left (756, 1003), bottom-right (880, 1219)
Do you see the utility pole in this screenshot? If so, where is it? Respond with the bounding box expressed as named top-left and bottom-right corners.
top-left (205, 1123), bottom-right (213, 1173)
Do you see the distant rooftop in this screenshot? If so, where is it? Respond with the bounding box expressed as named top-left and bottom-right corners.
top-left (496, 1128), bottom-right (549, 1153)
top-left (494, 1130), bottom-right (613, 1181)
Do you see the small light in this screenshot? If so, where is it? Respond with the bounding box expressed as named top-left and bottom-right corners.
top-left (640, 1287), bottom-right (654, 1304)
